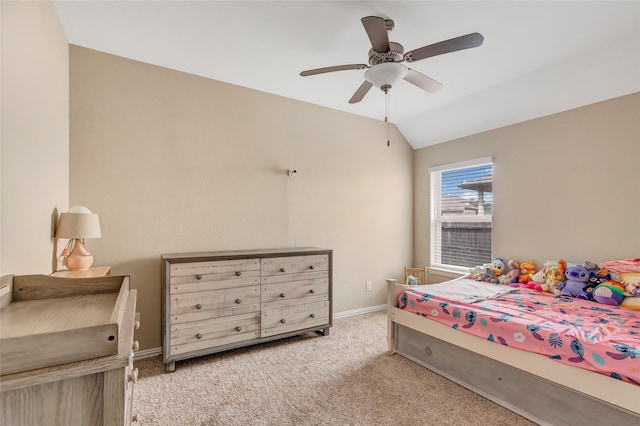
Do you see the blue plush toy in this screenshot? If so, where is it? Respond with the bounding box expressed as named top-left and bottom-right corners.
top-left (556, 265), bottom-right (591, 299)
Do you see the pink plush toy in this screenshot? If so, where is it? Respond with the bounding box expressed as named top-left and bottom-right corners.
top-left (527, 269), bottom-right (547, 291)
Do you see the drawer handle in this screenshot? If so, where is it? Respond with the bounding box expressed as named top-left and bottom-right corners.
top-left (235, 326), bottom-right (242, 332)
top-left (196, 304), bottom-right (203, 310)
top-left (128, 368), bottom-right (139, 384)
top-left (134, 320), bottom-right (141, 330)
top-left (235, 298), bottom-right (242, 304)
top-left (279, 293), bottom-right (286, 298)
top-left (310, 313), bottom-right (316, 318)
top-left (309, 289), bottom-right (315, 294)
top-left (309, 265), bottom-right (315, 270)
top-left (235, 271), bottom-right (242, 276)
top-left (132, 341), bottom-right (140, 352)
top-left (196, 333), bottom-right (203, 339)
top-left (196, 274), bottom-right (203, 280)
top-left (280, 267), bottom-right (286, 273)
top-left (280, 319), bottom-right (286, 324)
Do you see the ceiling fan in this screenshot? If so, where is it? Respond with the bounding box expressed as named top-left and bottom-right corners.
top-left (300, 16), bottom-right (484, 104)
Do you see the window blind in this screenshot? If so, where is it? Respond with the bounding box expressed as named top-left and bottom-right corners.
top-left (430, 159), bottom-right (493, 272)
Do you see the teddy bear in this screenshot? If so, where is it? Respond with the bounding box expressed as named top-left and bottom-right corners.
top-left (499, 260), bottom-right (521, 284)
top-left (556, 265), bottom-right (591, 299)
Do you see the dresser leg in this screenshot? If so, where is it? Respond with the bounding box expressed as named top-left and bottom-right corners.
top-left (165, 361), bottom-right (176, 373)
top-left (317, 327), bottom-right (330, 336)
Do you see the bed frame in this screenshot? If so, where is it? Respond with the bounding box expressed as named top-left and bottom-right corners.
top-left (386, 279), bottom-right (640, 426)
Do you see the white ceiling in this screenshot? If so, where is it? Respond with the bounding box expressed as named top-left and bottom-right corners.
top-left (52, 1), bottom-right (640, 149)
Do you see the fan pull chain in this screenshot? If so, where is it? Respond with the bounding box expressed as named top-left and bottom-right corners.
top-left (385, 90), bottom-right (390, 147)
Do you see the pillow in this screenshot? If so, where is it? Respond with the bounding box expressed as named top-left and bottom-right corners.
top-left (620, 273), bottom-right (640, 310)
top-left (621, 296), bottom-right (640, 311)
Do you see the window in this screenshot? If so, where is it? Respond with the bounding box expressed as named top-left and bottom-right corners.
top-left (429, 158), bottom-right (493, 273)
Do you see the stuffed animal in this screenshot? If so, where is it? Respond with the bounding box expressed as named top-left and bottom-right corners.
top-left (469, 265), bottom-right (485, 281)
top-left (492, 257), bottom-right (506, 280)
top-left (406, 275), bottom-right (419, 285)
top-left (544, 267), bottom-right (565, 294)
top-left (582, 260), bottom-right (602, 274)
top-left (542, 259), bottom-right (567, 294)
top-left (481, 263), bottom-right (500, 283)
top-left (518, 260), bottom-right (537, 284)
top-left (500, 260), bottom-right (521, 284)
top-left (556, 265), bottom-right (591, 299)
top-left (593, 281), bottom-right (626, 305)
top-left (526, 269), bottom-right (547, 291)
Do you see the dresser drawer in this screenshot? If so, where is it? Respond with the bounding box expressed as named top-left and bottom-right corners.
top-left (170, 312), bottom-right (260, 356)
top-left (261, 301), bottom-right (329, 337)
top-left (262, 276), bottom-right (329, 308)
top-left (170, 273), bottom-right (260, 295)
top-left (170, 259), bottom-right (260, 279)
top-left (170, 286), bottom-right (260, 324)
top-left (261, 255), bottom-right (329, 277)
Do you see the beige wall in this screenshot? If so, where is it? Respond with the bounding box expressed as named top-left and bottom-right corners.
top-left (415, 92), bottom-right (640, 283)
top-left (69, 46), bottom-right (414, 350)
top-left (1, 0), bottom-right (69, 276)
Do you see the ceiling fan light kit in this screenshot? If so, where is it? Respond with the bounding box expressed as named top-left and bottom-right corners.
top-left (364, 62), bottom-right (408, 92)
top-left (300, 15), bottom-right (484, 144)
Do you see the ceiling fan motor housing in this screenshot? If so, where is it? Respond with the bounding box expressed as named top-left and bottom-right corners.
top-left (368, 42), bottom-right (404, 65)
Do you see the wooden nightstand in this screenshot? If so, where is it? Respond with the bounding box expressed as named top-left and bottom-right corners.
top-left (51, 266), bottom-right (112, 278)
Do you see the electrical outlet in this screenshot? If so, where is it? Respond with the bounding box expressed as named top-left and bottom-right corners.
top-left (366, 281), bottom-right (372, 292)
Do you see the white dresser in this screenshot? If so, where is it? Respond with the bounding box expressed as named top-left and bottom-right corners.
top-left (162, 247), bottom-right (332, 373)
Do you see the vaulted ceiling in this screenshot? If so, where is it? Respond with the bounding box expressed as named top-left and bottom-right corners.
top-left (53, 1), bottom-right (640, 149)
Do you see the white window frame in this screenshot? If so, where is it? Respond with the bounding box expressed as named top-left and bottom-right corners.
top-left (429, 157), bottom-right (493, 275)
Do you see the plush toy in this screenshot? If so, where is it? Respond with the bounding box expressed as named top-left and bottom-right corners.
top-left (481, 262), bottom-right (500, 283)
top-left (582, 260), bottom-right (603, 274)
top-left (491, 257), bottom-right (507, 281)
top-left (556, 265), bottom-right (591, 299)
top-left (469, 265), bottom-right (485, 281)
top-left (526, 269), bottom-right (547, 291)
top-left (406, 275), bottom-right (419, 285)
top-left (517, 260), bottom-right (537, 285)
top-left (593, 281), bottom-right (626, 305)
top-left (544, 266), bottom-right (566, 294)
top-left (500, 260), bottom-right (521, 284)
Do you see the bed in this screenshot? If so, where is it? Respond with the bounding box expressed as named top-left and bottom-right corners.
top-left (386, 277), bottom-right (640, 426)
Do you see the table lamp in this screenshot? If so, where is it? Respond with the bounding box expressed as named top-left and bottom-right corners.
top-left (55, 206), bottom-right (102, 270)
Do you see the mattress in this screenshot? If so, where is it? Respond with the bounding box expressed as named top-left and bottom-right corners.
top-left (399, 279), bottom-right (640, 385)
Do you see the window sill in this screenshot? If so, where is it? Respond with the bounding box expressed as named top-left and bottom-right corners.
top-left (429, 266), bottom-right (468, 279)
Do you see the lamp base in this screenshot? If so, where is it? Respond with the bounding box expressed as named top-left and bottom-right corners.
top-left (65, 239), bottom-right (94, 270)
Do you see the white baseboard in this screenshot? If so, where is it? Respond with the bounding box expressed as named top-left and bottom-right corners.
top-left (134, 305), bottom-right (386, 360)
top-left (134, 347), bottom-right (161, 360)
top-left (333, 304), bottom-right (386, 319)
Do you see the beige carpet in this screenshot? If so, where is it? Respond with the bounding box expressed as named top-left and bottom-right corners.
top-left (133, 311), bottom-right (534, 425)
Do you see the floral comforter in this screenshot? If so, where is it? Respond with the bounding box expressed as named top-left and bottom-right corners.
top-left (399, 281), bottom-right (640, 385)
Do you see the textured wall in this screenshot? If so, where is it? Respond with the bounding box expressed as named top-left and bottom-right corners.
top-left (70, 46), bottom-right (413, 350)
top-left (1, 0), bottom-right (69, 275)
top-left (414, 92), bottom-right (640, 282)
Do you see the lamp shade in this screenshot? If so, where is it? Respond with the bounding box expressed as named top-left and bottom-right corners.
top-left (55, 206), bottom-right (101, 239)
top-left (364, 62), bottom-right (408, 89)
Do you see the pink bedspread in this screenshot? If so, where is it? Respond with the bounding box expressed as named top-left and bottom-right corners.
top-left (399, 281), bottom-right (640, 385)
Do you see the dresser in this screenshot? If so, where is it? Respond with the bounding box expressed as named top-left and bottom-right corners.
top-left (0, 274), bottom-right (139, 426)
top-left (162, 247), bottom-right (332, 373)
